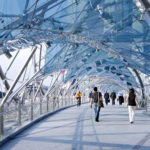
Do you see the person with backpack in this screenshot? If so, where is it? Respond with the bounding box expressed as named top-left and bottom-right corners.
top-left (104, 91), bottom-right (110, 105)
top-left (110, 91), bottom-right (116, 105)
top-left (90, 87), bottom-right (103, 122)
top-left (126, 88), bottom-right (139, 124)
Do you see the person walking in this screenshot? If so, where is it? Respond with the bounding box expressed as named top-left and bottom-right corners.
top-left (90, 87), bottom-right (103, 122)
top-left (104, 91), bottom-right (110, 105)
top-left (110, 91), bottom-right (116, 105)
top-left (118, 92), bottom-right (124, 105)
top-left (126, 88), bottom-right (139, 124)
top-left (76, 91), bottom-right (82, 107)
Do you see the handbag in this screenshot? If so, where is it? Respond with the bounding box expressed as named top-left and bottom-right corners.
top-left (98, 93), bottom-right (104, 108)
top-left (99, 100), bottom-right (104, 107)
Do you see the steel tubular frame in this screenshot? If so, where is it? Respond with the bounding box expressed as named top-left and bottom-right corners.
top-left (132, 69), bottom-right (145, 100)
top-left (0, 43), bottom-right (88, 140)
top-left (0, 66), bottom-right (10, 90)
top-left (0, 46), bottom-right (37, 107)
top-left (0, 46), bottom-right (37, 137)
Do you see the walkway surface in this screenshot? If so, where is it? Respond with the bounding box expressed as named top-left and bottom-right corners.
top-left (1, 103), bottom-right (150, 150)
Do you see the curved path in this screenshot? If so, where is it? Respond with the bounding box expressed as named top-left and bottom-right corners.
top-left (1, 103), bottom-right (150, 150)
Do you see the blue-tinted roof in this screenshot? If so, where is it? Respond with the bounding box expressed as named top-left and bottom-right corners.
top-left (1, 0), bottom-right (150, 90)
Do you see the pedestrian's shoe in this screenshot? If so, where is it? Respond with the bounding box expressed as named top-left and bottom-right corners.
top-left (95, 118), bottom-right (99, 122)
top-left (130, 121), bottom-right (133, 124)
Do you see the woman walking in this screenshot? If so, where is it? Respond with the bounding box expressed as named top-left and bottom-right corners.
top-left (126, 88), bottom-right (139, 124)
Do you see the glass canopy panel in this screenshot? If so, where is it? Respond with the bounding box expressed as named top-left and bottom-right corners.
top-left (0, 0), bottom-right (150, 88)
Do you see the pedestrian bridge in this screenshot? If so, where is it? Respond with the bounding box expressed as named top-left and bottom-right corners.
top-left (1, 102), bottom-right (150, 150)
top-left (1, 0), bottom-right (150, 149)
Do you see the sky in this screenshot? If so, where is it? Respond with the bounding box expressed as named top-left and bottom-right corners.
top-left (0, 45), bottom-right (64, 93)
top-left (0, 47), bottom-right (41, 92)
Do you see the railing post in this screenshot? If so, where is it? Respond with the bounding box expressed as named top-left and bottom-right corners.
top-left (72, 96), bottom-right (74, 104)
top-left (68, 96), bottom-right (70, 105)
top-left (31, 98), bottom-right (33, 121)
top-left (72, 97), bottom-right (73, 105)
top-left (18, 102), bottom-right (22, 126)
top-left (60, 96), bottom-right (61, 108)
top-left (53, 97), bottom-right (55, 111)
top-left (0, 106), bottom-right (4, 139)
top-left (146, 96), bottom-right (148, 112)
top-left (62, 96), bottom-right (64, 107)
top-left (47, 97), bottom-right (49, 112)
top-left (61, 96), bottom-right (63, 108)
top-left (64, 95), bottom-right (67, 106)
top-left (70, 95), bottom-right (72, 105)
top-left (57, 97), bottom-right (59, 109)
top-left (60, 96), bottom-right (62, 107)
top-left (70, 96), bottom-right (71, 105)
top-left (67, 96), bottom-right (69, 106)
top-left (40, 98), bottom-right (42, 115)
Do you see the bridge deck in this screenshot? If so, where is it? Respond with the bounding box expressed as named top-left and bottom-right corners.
top-left (1, 103), bottom-right (150, 150)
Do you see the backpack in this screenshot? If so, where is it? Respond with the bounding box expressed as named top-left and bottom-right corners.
top-left (93, 92), bottom-right (99, 103)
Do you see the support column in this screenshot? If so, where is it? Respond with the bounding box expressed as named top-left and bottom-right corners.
top-left (132, 69), bottom-right (145, 100)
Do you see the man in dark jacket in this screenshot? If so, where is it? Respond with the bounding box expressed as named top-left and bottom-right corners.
top-left (110, 91), bottom-right (116, 105)
top-left (104, 91), bottom-right (109, 105)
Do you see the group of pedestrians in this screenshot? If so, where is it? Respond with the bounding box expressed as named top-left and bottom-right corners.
top-left (104, 91), bottom-right (124, 106)
top-left (89, 87), bottom-right (140, 124)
